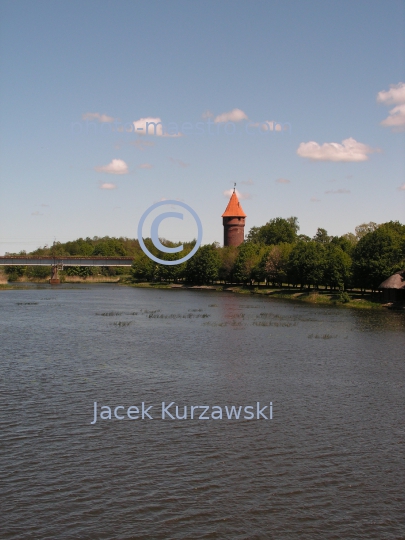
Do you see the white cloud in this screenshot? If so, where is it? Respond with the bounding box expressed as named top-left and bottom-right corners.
top-left (139, 163), bottom-right (152, 169)
top-left (95, 159), bottom-right (128, 175)
top-left (214, 108), bottom-right (248, 123)
top-left (377, 82), bottom-right (405, 105)
top-left (82, 112), bottom-right (115, 123)
top-left (276, 178), bottom-right (290, 184)
top-left (223, 188), bottom-right (251, 200)
top-left (398, 183), bottom-right (405, 191)
top-left (31, 211), bottom-right (43, 215)
top-left (310, 197), bottom-right (321, 202)
top-left (297, 138), bottom-right (379, 162)
top-left (99, 183), bottom-right (117, 189)
top-left (325, 189), bottom-right (351, 194)
top-left (377, 82), bottom-right (405, 131)
top-left (380, 104), bottom-right (405, 130)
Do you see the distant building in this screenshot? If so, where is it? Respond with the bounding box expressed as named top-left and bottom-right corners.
top-left (222, 188), bottom-right (246, 247)
top-left (378, 270), bottom-right (405, 303)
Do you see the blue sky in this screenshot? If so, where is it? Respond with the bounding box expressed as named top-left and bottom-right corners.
top-left (0, 0), bottom-right (404, 254)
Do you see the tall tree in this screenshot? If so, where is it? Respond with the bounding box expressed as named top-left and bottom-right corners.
top-left (287, 241), bottom-right (326, 288)
top-left (352, 222), bottom-right (405, 290)
top-left (246, 217), bottom-right (299, 245)
top-left (355, 222), bottom-right (379, 240)
top-left (184, 244), bottom-right (220, 285)
top-left (233, 243), bottom-right (262, 284)
top-left (218, 246), bottom-right (238, 283)
top-left (313, 228), bottom-right (330, 244)
top-left (323, 244), bottom-right (352, 289)
top-left (260, 243), bottom-right (293, 286)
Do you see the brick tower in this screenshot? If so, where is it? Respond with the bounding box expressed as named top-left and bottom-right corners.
top-left (222, 187), bottom-right (246, 247)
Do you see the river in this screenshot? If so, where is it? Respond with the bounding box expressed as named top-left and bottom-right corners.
top-left (1, 284), bottom-right (404, 539)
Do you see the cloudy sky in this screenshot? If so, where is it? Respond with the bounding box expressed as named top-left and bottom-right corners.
top-left (0, 0), bottom-right (404, 253)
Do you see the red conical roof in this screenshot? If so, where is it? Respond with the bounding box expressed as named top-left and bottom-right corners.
top-left (222, 190), bottom-right (246, 217)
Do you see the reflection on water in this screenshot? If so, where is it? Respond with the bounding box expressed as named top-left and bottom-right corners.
top-left (1, 285), bottom-right (404, 539)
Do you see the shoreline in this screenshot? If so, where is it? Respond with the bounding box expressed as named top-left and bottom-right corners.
top-left (127, 282), bottom-right (388, 310)
top-left (2, 278), bottom-right (403, 311)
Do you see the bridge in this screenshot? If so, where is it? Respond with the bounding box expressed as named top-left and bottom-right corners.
top-left (0, 256), bottom-right (134, 284)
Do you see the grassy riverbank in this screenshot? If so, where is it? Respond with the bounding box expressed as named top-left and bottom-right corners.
top-left (0, 272), bottom-right (394, 310)
top-left (128, 282), bottom-right (385, 310)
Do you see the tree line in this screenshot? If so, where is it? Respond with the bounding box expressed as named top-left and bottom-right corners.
top-left (3, 219), bottom-right (405, 291)
top-left (132, 218), bottom-right (405, 291)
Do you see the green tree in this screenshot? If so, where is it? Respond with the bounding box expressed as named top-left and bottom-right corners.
top-left (93, 238), bottom-right (128, 256)
top-left (26, 266), bottom-right (52, 279)
top-left (185, 244), bottom-right (220, 284)
top-left (323, 244), bottom-right (352, 290)
top-left (352, 221), bottom-right (405, 290)
top-left (218, 246), bottom-right (238, 283)
top-left (233, 242), bottom-right (262, 284)
top-left (246, 217), bottom-right (299, 245)
top-left (331, 235), bottom-right (356, 256)
top-left (131, 249), bottom-right (157, 282)
top-left (261, 243), bottom-right (293, 286)
top-left (64, 266), bottom-right (95, 277)
top-left (63, 238), bottom-right (94, 256)
top-left (313, 228), bottom-right (330, 244)
top-left (355, 222), bottom-right (379, 240)
top-left (287, 241), bottom-right (326, 288)
top-left (5, 265), bottom-right (26, 281)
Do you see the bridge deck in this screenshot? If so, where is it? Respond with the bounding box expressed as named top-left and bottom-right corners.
top-left (0, 256), bottom-right (134, 267)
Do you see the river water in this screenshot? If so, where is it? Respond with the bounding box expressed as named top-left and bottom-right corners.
top-left (1, 285), bottom-right (404, 539)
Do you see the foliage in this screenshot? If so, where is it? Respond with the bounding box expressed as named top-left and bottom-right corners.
top-left (64, 266), bottom-right (95, 277)
top-left (330, 235), bottom-right (356, 256)
top-left (287, 241), bottom-right (326, 288)
top-left (352, 221), bottom-right (405, 290)
top-left (131, 250), bottom-right (157, 282)
top-left (355, 222), bottom-right (379, 239)
top-left (62, 239), bottom-right (94, 256)
top-left (26, 266), bottom-right (52, 279)
top-left (233, 242), bottom-right (262, 284)
top-left (5, 265), bottom-right (26, 281)
top-left (184, 244), bottom-right (220, 284)
top-left (336, 291), bottom-right (351, 303)
top-left (260, 243), bottom-right (293, 285)
top-left (246, 217), bottom-right (299, 245)
top-left (3, 219), bottom-right (405, 290)
top-left (313, 228), bottom-right (330, 244)
top-left (323, 244), bottom-right (352, 289)
top-left (93, 238), bottom-right (128, 256)
top-left (218, 246), bottom-right (238, 282)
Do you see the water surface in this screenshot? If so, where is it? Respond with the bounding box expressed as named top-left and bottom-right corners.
top-left (1, 285), bottom-right (404, 539)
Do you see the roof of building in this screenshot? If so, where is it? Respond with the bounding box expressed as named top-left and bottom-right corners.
top-left (378, 270), bottom-right (405, 289)
top-left (222, 190), bottom-right (247, 217)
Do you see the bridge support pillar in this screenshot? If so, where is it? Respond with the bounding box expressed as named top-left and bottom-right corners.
top-left (50, 265), bottom-right (60, 285)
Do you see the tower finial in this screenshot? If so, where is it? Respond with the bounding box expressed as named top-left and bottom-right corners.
top-left (233, 182), bottom-right (236, 192)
